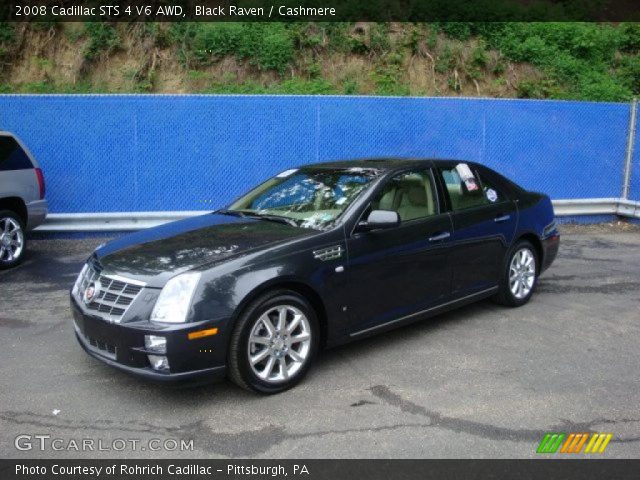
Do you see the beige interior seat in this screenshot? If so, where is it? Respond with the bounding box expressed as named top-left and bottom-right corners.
top-left (397, 180), bottom-right (435, 221)
top-left (377, 188), bottom-right (397, 210)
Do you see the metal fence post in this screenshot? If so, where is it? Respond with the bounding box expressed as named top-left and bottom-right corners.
top-left (621, 97), bottom-right (637, 200)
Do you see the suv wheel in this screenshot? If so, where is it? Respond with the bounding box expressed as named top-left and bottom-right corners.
top-left (493, 240), bottom-right (538, 307)
top-left (0, 210), bottom-right (26, 270)
top-left (228, 290), bottom-right (319, 394)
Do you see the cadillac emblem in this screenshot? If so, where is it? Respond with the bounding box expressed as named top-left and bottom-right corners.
top-left (83, 281), bottom-right (101, 305)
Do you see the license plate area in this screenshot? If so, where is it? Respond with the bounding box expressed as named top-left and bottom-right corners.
top-left (73, 305), bottom-right (118, 361)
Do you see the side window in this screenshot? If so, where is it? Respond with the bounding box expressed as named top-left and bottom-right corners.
top-left (0, 136), bottom-right (33, 171)
top-left (371, 169), bottom-right (437, 222)
top-left (476, 169), bottom-right (506, 204)
top-left (439, 165), bottom-right (504, 211)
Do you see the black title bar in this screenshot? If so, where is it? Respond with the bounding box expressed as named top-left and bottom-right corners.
top-left (2, 459), bottom-right (640, 480)
top-left (2, 0), bottom-right (639, 22)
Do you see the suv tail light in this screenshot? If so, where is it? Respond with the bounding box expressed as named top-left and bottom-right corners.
top-left (35, 168), bottom-right (45, 199)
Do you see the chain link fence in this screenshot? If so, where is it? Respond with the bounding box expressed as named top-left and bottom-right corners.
top-left (0, 95), bottom-right (635, 214)
top-left (631, 108), bottom-right (640, 201)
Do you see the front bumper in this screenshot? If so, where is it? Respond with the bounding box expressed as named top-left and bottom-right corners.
top-left (71, 296), bottom-right (227, 383)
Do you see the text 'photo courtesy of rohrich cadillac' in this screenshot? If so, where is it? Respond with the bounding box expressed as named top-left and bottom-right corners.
top-left (14, 462), bottom-right (311, 477)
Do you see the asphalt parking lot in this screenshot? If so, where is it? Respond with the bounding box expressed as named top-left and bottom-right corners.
top-left (1, 225), bottom-right (639, 459)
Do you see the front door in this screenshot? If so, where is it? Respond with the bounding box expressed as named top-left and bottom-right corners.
top-left (345, 168), bottom-right (453, 335)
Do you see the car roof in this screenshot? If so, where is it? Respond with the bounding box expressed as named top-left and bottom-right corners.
top-left (302, 158), bottom-right (478, 173)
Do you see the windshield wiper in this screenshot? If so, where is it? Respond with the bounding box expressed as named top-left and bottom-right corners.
top-left (217, 209), bottom-right (246, 217)
top-left (231, 210), bottom-right (299, 227)
top-left (250, 213), bottom-right (299, 227)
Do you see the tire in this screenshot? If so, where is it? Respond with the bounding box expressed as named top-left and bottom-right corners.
top-left (227, 289), bottom-right (320, 394)
top-left (493, 240), bottom-right (538, 307)
top-left (0, 210), bottom-right (26, 270)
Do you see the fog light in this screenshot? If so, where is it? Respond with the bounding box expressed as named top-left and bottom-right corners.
top-left (145, 335), bottom-right (166, 353)
top-left (148, 355), bottom-right (170, 372)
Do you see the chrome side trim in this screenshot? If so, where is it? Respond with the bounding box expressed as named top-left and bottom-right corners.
top-left (428, 231), bottom-right (451, 242)
top-left (543, 221), bottom-right (558, 237)
top-left (349, 286), bottom-right (499, 338)
top-left (313, 245), bottom-right (343, 261)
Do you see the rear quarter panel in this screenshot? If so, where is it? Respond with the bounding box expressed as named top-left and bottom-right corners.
top-left (515, 192), bottom-right (558, 270)
top-left (0, 169), bottom-right (39, 204)
top-left (517, 192), bottom-right (555, 235)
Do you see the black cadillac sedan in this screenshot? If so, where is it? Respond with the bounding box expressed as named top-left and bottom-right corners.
top-left (71, 159), bottom-right (559, 393)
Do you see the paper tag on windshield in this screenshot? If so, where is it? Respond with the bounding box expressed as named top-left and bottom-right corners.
top-left (486, 188), bottom-right (498, 202)
top-left (276, 168), bottom-right (298, 178)
top-left (455, 163), bottom-right (479, 192)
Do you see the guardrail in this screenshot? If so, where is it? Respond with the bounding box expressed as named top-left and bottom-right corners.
top-left (33, 199), bottom-right (640, 232)
top-left (552, 198), bottom-right (640, 218)
top-left (36, 211), bottom-right (207, 232)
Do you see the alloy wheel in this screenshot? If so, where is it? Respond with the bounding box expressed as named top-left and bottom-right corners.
top-left (247, 305), bottom-right (312, 383)
top-left (0, 217), bottom-right (24, 264)
top-left (509, 247), bottom-right (536, 299)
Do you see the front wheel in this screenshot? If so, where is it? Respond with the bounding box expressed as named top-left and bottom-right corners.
top-left (493, 240), bottom-right (538, 307)
top-left (0, 210), bottom-right (26, 270)
top-left (227, 290), bottom-right (319, 394)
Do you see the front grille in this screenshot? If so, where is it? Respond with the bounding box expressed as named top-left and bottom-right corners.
top-left (74, 260), bottom-right (145, 323)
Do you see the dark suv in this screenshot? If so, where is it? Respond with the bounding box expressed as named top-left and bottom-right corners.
top-left (0, 131), bottom-right (48, 269)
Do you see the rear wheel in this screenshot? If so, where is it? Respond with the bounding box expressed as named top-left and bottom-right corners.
top-left (493, 240), bottom-right (538, 307)
top-left (0, 210), bottom-right (26, 270)
top-left (228, 290), bottom-right (319, 394)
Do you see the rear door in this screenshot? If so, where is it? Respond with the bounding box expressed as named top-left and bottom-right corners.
top-left (345, 167), bottom-right (453, 334)
top-left (435, 163), bottom-right (518, 296)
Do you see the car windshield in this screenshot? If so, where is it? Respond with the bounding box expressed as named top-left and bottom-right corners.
top-left (226, 167), bottom-right (381, 230)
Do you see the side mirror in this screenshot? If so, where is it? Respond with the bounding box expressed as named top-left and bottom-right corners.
top-left (357, 210), bottom-right (400, 232)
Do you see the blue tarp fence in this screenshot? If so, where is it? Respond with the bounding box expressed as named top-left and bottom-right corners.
top-left (0, 95), bottom-right (636, 213)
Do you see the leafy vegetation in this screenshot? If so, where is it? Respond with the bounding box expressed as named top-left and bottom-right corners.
top-left (0, 22), bottom-right (15, 62)
top-left (171, 23), bottom-right (296, 74)
top-left (440, 22), bottom-right (640, 101)
top-left (0, 22), bottom-right (15, 44)
top-left (84, 22), bottom-right (120, 61)
top-left (1, 21), bottom-right (639, 101)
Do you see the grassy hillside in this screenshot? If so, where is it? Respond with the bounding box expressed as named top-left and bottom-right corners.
top-left (0, 22), bottom-right (639, 101)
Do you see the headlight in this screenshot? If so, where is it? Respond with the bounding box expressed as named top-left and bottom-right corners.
top-left (150, 272), bottom-right (201, 324)
top-left (71, 263), bottom-right (89, 297)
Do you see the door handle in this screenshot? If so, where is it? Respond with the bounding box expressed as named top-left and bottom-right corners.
top-left (428, 231), bottom-right (451, 242)
top-left (494, 214), bottom-right (511, 223)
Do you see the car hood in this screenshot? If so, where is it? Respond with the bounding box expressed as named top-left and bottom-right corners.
top-left (95, 213), bottom-right (314, 287)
